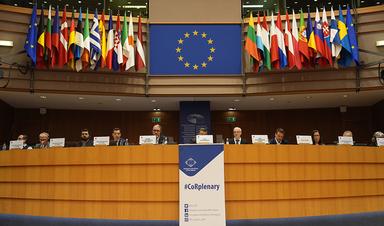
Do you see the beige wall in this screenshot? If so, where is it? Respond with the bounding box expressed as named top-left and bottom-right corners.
top-left (149, 0), bottom-right (242, 23)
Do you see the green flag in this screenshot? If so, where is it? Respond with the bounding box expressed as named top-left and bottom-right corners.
top-left (82, 8), bottom-right (90, 69)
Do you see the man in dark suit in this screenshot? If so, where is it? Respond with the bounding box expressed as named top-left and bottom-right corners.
top-left (17, 134), bottom-right (32, 150)
top-left (110, 128), bottom-right (127, 146)
top-left (228, 127), bottom-right (247, 144)
top-left (34, 132), bottom-right (50, 149)
top-left (78, 129), bottom-right (93, 147)
top-left (152, 124), bottom-right (167, 144)
top-left (191, 127), bottom-right (208, 143)
top-left (269, 128), bottom-right (288, 144)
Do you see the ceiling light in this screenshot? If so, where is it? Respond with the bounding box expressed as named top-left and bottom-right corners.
top-left (305, 96), bottom-right (312, 99)
top-left (78, 97), bottom-right (84, 100)
top-left (343, 94), bottom-right (348, 98)
top-left (151, 99), bottom-right (157, 103)
top-left (115, 98), bottom-right (122, 101)
top-left (228, 107), bottom-right (237, 111)
top-left (40, 95), bottom-right (47, 99)
top-left (14, 3), bottom-right (18, 6)
top-left (153, 108), bottom-right (161, 111)
top-left (234, 99), bottom-right (240, 102)
top-left (269, 97), bottom-right (275, 101)
top-left (0, 40), bottom-right (13, 47)
top-left (242, 5), bottom-right (264, 8)
top-left (376, 40), bottom-right (384, 47)
top-left (122, 5), bottom-right (147, 9)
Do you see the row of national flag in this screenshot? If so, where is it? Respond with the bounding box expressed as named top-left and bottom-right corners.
top-left (245, 6), bottom-right (359, 72)
top-left (24, 5), bottom-right (146, 72)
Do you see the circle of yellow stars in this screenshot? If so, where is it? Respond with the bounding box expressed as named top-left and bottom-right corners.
top-left (175, 30), bottom-right (216, 71)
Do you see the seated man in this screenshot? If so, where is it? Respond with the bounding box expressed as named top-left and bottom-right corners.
top-left (34, 132), bottom-right (50, 149)
top-left (269, 128), bottom-right (288, 144)
top-left (191, 127), bottom-right (209, 143)
top-left (370, 131), bottom-right (384, 146)
top-left (343, 130), bottom-right (353, 137)
top-left (17, 134), bottom-right (32, 150)
top-left (152, 124), bottom-right (167, 144)
top-left (78, 129), bottom-right (93, 147)
top-left (228, 127), bottom-right (247, 144)
top-left (110, 128), bottom-right (127, 146)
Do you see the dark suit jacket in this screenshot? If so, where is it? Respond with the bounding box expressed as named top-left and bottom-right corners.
top-left (110, 138), bottom-right (127, 146)
top-left (78, 139), bottom-right (93, 147)
top-left (228, 138), bottom-right (248, 144)
top-left (157, 135), bottom-right (167, 144)
top-left (269, 138), bottom-right (288, 144)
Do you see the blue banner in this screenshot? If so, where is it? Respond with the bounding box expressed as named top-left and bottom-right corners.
top-left (179, 101), bottom-right (211, 144)
top-left (150, 24), bottom-right (242, 75)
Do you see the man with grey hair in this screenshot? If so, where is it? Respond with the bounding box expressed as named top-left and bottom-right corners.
top-left (370, 131), bottom-right (384, 146)
top-left (34, 132), bottom-right (50, 149)
top-left (343, 130), bottom-right (353, 137)
top-left (152, 124), bottom-right (167, 144)
top-left (228, 127), bottom-right (247, 144)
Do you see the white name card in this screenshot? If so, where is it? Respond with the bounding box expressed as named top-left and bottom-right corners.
top-left (296, 135), bottom-right (313, 145)
top-left (196, 135), bottom-right (213, 144)
top-left (49, 138), bottom-right (65, 148)
top-left (251, 135), bottom-right (269, 144)
top-left (338, 136), bottom-right (354, 145)
top-left (139, 135), bottom-right (157, 144)
top-left (9, 140), bottom-right (24, 150)
top-left (376, 138), bottom-right (384, 147)
top-left (93, 136), bottom-right (110, 146)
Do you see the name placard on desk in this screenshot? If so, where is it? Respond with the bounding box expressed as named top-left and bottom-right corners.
top-left (49, 138), bottom-right (65, 148)
top-left (9, 140), bottom-right (23, 150)
top-left (139, 135), bottom-right (157, 144)
top-left (376, 138), bottom-right (384, 146)
top-left (196, 135), bottom-right (213, 144)
top-left (93, 136), bottom-right (110, 146)
top-left (296, 135), bottom-right (313, 145)
top-left (251, 135), bottom-right (269, 144)
top-left (338, 136), bottom-right (354, 145)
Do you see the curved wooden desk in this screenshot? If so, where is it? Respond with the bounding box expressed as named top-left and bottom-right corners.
top-left (0, 144), bottom-right (383, 220)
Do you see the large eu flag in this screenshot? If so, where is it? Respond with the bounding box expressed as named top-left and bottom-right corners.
top-left (149, 24), bottom-right (242, 75)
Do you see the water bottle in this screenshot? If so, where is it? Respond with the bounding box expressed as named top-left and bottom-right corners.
top-left (225, 138), bottom-right (229, 144)
top-left (125, 138), bottom-right (129, 146)
top-left (164, 137), bottom-right (168, 144)
top-left (2, 142), bottom-right (7, 150)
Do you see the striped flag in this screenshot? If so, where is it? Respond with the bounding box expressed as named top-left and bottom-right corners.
top-left (36, 6), bottom-right (45, 68)
top-left (90, 8), bottom-right (101, 70)
top-left (135, 15), bottom-right (146, 71)
top-left (256, 13), bottom-right (264, 70)
top-left (99, 10), bottom-right (107, 68)
top-left (112, 13), bottom-right (123, 71)
top-left (261, 14), bottom-right (271, 70)
top-left (330, 6), bottom-right (342, 59)
top-left (24, 4), bottom-right (38, 65)
top-left (68, 9), bottom-right (76, 70)
top-left (244, 12), bottom-right (260, 72)
top-left (276, 12), bottom-right (287, 69)
top-left (291, 10), bottom-right (302, 69)
top-left (106, 10), bottom-right (114, 69)
top-left (58, 6), bottom-right (68, 67)
top-left (75, 8), bottom-right (84, 72)
top-left (322, 7), bottom-right (333, 66)
top-left (314, 7), bottom-right (325, 61)
top-left (298, 9), bottom-right (310, 67)
top-left (307, 8), bottom-right (316, 62)
top-left (81, 8), bottom-right (90, 70)
top-left (284, 11), bottom-right (295, 69)
top-left (122, 12), bottom-right (135, 71)
top-left (270, 13), bottom-right (279, 69)
top-left (44, 5), bottom-right (52, 67)
top-left (51, 6), bottom-right (60, 67)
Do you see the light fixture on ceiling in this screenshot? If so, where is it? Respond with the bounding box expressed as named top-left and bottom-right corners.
top-left (115, 98), bottom-right (122, 101)
top-left (122, 5), bottom-right (147, 9)
top-left (343, 94), bottom-right (348, 98)
top-left (40, 95), bottom-right (47, 99)
top-left (242, 5), bottom-right (264, 8)
top-left (376, 40), bottom-right (384, 47)
top-left (269, 97), bottom-right (275, 101)
top-left (233, 99), bottom-right (240, 102)
top-left (0, 40), bottom-right (14, 47)
top-left (153, 108), bottom-right (161, 111)
top-left (78, 97), bottom-right (84, 100)
top-left (151, 99), bottom-right (157, 103)
top-left (228, 107), bottom-right (237, 111)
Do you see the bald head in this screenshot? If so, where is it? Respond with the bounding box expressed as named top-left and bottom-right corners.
top-left (343, 130), bottom-right (353, 137)
top-left (152, 124), bottom-right (162, 137)
top-left (233, 127), bottom-right (242, 139)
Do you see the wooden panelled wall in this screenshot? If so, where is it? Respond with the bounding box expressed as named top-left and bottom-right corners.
top-left (2, 105), bottom-right (380, 145)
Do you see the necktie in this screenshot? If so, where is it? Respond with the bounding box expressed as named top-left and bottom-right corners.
top-left (236, 140), bottom-right (239, 144)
